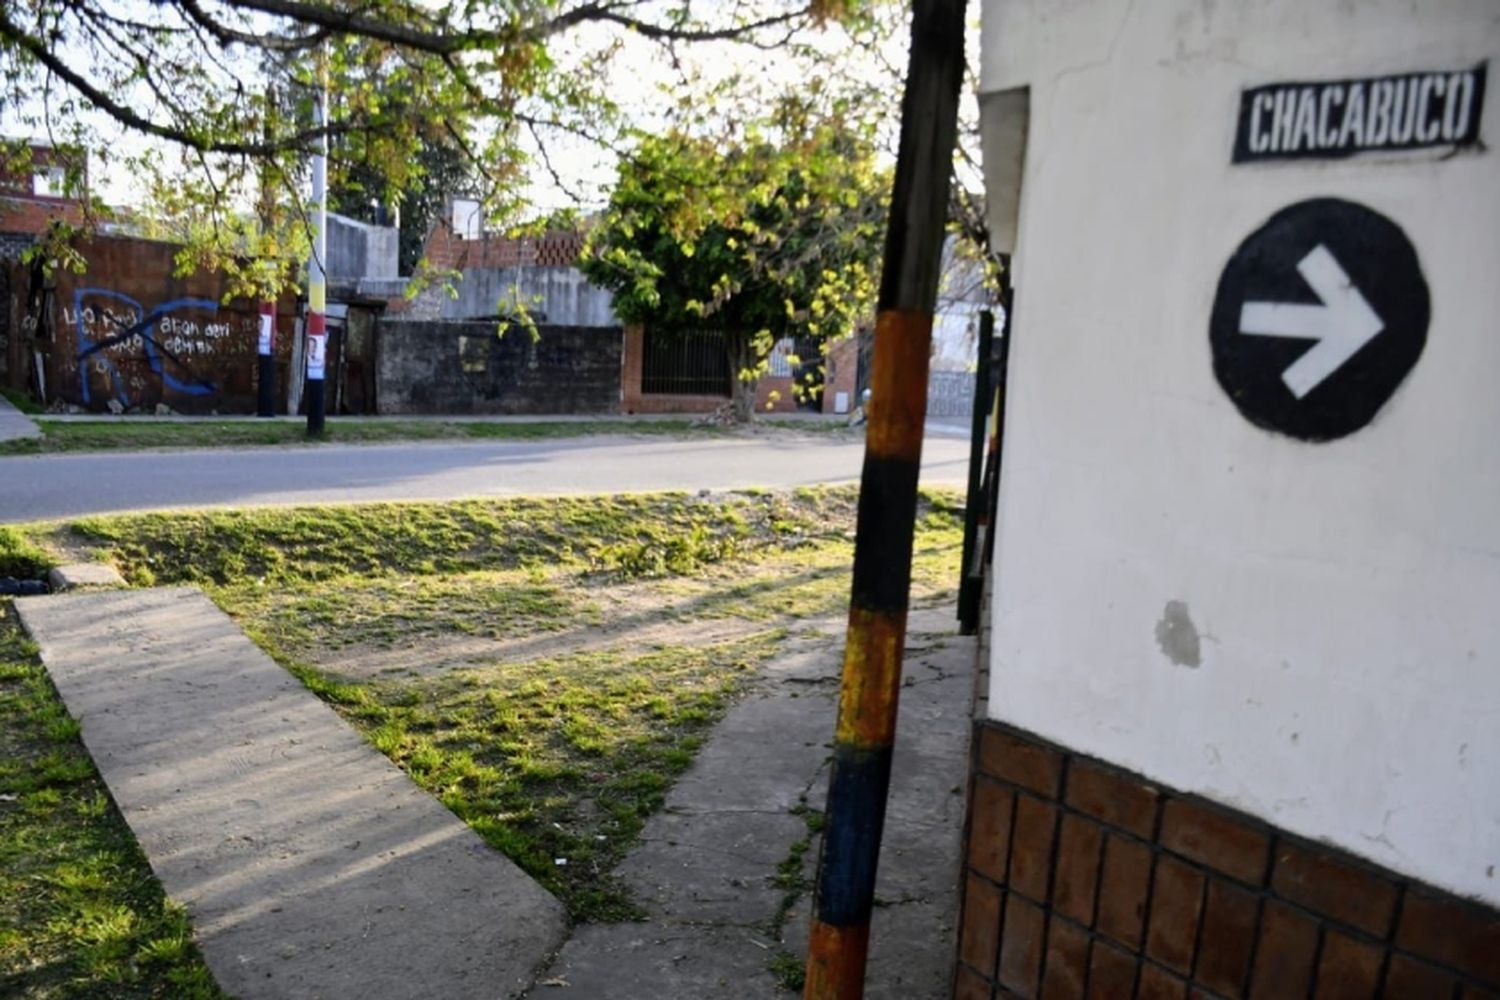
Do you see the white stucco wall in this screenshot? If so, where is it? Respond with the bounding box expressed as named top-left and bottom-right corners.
top-left (980, 0), bottom-right (1500, 906)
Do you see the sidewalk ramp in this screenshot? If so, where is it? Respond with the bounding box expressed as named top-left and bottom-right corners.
top-left (17, 586), bottom-right (567, 1000)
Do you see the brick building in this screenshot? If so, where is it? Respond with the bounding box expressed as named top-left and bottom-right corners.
top-left (956, 1), bottom-right (1499, 997)
top-left (0, 142), bottom-right (85, 250)
top-left (2, 142), bottom-right (88, 390)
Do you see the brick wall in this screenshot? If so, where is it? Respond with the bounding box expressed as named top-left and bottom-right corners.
top-left (14, 235), bottom-right (294, 413)
top-left (956, 721), bottom-right (1500, 999)
top-left (421, 220), bottom-right (586, 272)
top-left (619, 324), bottom-right (728, 414)
top-left (621, 327), bottom-right (864, 415)
top-left (0, 196), bottom-right (84, 236)
top-left (753, 374), bottom-right (796, 412)
top-left (824, 334), bottom-right (859, 414)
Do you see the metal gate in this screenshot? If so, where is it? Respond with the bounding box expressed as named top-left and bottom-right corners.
top-left (641, 328), bottom-right (731, 396)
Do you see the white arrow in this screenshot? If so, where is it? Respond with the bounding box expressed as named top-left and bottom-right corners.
top-left (1238, 244), bottom-right (1384, 399)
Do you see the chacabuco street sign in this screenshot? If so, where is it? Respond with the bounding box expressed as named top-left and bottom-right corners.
top-left (1233, 64), bottom-right (1486, 162)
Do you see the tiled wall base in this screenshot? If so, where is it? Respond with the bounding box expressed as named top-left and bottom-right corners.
top-left (956, 721), bottom-right (1500, 999)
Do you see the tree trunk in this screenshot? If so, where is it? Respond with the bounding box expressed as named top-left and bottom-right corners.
top-left (729, 332), bottom-right (756, 423)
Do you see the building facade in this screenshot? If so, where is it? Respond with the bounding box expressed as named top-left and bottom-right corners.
top-left (957, 1), bottom-right (1499, 996)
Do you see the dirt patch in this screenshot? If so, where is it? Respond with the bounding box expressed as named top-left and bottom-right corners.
top-left (322, 616), bottom-right (771, 680)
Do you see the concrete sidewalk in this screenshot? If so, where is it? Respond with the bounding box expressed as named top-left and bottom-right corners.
top-left (537, 606), bottom-right (975, 998)
top-left (19, 586), bottom-right (974, 998)
top-left (0, 393), bottom-right (40, 442)
top-left (16, 587), bottom-right (567, 1000)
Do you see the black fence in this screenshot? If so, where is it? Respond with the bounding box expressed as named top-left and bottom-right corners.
top-left (642, 328), bottom-right (732, 396)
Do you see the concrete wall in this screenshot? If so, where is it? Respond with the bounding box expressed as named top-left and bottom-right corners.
top-left (980, 0), bottom-right (1499, 907)
top-left (414, 266), bottom-right (616, 328)
top-left (326, 213), bottom-right (398, 282)
top-left (376, 320), bottom-right (622, 415)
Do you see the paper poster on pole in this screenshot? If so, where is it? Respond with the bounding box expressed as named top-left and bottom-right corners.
top-left (307, 332), bottom-right (327, 380)
top-left (258, 311), bottom-right (274, 355)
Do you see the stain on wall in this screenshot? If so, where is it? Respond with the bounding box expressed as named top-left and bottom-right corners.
top-left (1155, 600), bottom-right (1202, 668)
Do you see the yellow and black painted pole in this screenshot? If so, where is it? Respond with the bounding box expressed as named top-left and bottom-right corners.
top-left (804, 1), bottom-right (967, 997)
top-left (305, 54), bottom-right (329, 438)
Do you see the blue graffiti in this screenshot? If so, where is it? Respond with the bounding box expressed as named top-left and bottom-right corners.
top-left (74, 288), bottom-right (220, 407)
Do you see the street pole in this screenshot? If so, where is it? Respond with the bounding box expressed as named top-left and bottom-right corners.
top-left (803, 1), bottom-right (967, 997)
top-left (305, 58), bottom-right (328, 437)
top-left (257, 300), bottom-right (276, 416)
top-left (957, 309), bottom-right (994, 633)
top-left (257, 84), bottom-right (277, 418)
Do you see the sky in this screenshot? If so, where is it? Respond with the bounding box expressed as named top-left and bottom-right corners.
top-left (3, 2), bottom-right (978, 229)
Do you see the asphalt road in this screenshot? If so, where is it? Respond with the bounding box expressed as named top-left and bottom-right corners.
top-left (0, 431), bottom-right (972, 522)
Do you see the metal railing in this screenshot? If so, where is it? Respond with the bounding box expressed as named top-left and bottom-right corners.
top-left (641, 327), bottom-right (732, 396)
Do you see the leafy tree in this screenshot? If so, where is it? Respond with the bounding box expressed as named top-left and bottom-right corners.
top-left (0, 0), bottom-right (889, 295)
top-left (581, 98), bottom-right (888, 421)
top-left (331, 130), bottom-right (473, 274)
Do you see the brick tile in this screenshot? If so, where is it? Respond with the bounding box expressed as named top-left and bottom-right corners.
top-left (955, 962), bottom-right (993, 1000)
top-left (1008, 795), bottom-right (1059, 903)
top-left (1313, 930), bottom-right (1383, 1000)
top-left (1271, 841), bottom-right (1399, 937)
top-left (1382, 953), bottom-right (1457, 999)
top-left (1396, 890), bottom-right (1500, 985)
top-left (1066, 759), bottom-right (1160, 839)
top-left (1248, 900), bottom-right (1320, 1000)
top-left (961, 874), bottom-right (1003, 978)
top-left (998, 894), bottom-right (1045, 996)
top-left (1041, 918), bottom-right (1090, 1000)
top-left (1145, 855), bottom-right (1205, 974)
top-left (1087, 940), bottom-right (1138, 1000)
top-left (1138, 962), bottom-right (1189, 1000)
top-left (979, 726), bottom-right (1064, 799)
top-left (1159, 799), bottom-right (1270, 885)
top-left (1096, 834), bottom-right (1153, 948)
top-left (1196, 880), bottom-right (1259, 995)
top-left (970, 776), bottom-right (1016, 884)
top-left (1054, 814), bottom-right (1105, 925)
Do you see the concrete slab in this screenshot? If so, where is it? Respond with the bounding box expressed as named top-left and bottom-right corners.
top-left (47, 563), bottom-right (126, 590)
top-left (537, 609), bottom-right (975, 998)
top-left (0, 393), bottom-right (40, 442)
top-left (15, 587), bottom-right (566, 1000)
top-left (539, 922), bottom-right (784, 997)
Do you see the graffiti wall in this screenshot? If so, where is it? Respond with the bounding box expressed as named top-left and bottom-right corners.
top-left (12, 236), bottom-right (295, 413)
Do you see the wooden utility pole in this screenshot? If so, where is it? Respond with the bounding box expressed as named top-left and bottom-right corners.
top-left (803, 1), bottom-right (968, 997)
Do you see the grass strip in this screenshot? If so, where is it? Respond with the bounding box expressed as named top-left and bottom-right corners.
top-left (0, 416), bottom-right (854, 455)
top-left (275, 633), bottom-right (780, 921)
top-left (0, 604), bottom-right (225, 999)
top-left (14, 487), bottom-right (964, 928)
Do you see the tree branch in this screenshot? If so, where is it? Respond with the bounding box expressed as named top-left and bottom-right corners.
top-left (0, 6), bottom-right (363, 155)
top-left (177, 0), bottom-right (330, 52)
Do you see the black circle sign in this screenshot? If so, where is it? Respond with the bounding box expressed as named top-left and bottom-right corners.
top-left (1209, 198), bottom-right (1428, 442)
